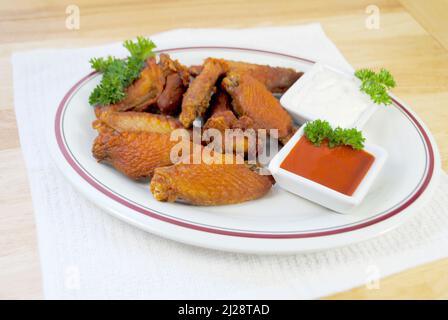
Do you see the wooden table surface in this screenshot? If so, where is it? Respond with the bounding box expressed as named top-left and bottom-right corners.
top-left (1, 0), bottom-right (447, 299)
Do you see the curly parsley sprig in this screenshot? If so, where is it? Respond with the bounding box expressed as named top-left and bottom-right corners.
top-left (355, 68), bottom-right (396, 105)
top-left (88, 37), bottom-right (156, 106)
top-left (304, 120), bottom-right (366, 150)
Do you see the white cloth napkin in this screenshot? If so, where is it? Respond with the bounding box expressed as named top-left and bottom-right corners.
top-left (12, 23), bottom-right (448, 299)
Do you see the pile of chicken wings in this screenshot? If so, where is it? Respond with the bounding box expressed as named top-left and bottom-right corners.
top-left (92, 54), bottom-right (302, 205)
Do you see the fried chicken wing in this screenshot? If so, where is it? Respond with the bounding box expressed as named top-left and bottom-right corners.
top-left (188, 65), bottom-right (203, 77)
top-left (157, 54), bottom-right (190, 115)
top-left (158, 53), bottom-right (190, 83)
top-left (157, 73), bottom-right (186, 115)
top-left (206, 90), bottom-right (232, 116)
top-left (203, 110), bottom-right (237, 132)
top-left (92, 127), bottom-right (181, 180)
top-left (222, 72), bottom-right (294, 141)
top-left (204, 90), bottom-right (255, 131)
top-left (203, 91), bottom-right (235, 128)
top-left (150, 151), bottom-right (273, 205)
top-left (203, 91), bottom-right (256, 155)
top-left (111, 57), bottom-right (165, 112)
top-left (222, 60), bottom-right (302, 93)
top-left (189, 60), bottom-right (302, 93)
top-left (92, 111), bottom-right (186, 179)
top-left (95, 107), bottom-right (183, 133)
top-left (179, 58), bottom-right (226, 128)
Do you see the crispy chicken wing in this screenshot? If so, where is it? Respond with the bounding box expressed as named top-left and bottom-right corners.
top-left (203, 91), bottom-right (256, 155)
top-left (92, 111), bottom-right (186, 179)
top-left (203, 91), bottom-right (235, 128)
top-left (158, 53), bottom-right (190, 83)
top-left (188, 65), bottom-right (203, 77)
top-left (150, 151), bottom-right (273, 205)
top-left (179, 58), bottom-right (226, 128)
top-left (92, 127), bottom-right (180, 180)
top-left (110, 57), bottom-right (165, 112)
top-left (204, 90), bottom-right (255, 132)
top-left (157, 54), bottom-right (190, 115)
top-left (156, 73), bottom-right (186, 115)
top-left (190, 60), bottom-right (302, 93)
top-left (95, 107), bottom-right (183, 133)
top-left (206, 90), bottom-right (232, 116)
top-left (222, 72), bottom-right (294, 141)
top-left (223, 60), bottom-right (302, 93)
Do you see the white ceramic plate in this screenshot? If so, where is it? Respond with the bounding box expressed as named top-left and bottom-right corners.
top-left (49, 47), bottom-right (441, 254)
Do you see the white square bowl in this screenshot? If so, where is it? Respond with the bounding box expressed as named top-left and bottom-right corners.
top-left (268, 126), bottom-right (388, 214)
top-left (280, 63), bottom-right (379, 129)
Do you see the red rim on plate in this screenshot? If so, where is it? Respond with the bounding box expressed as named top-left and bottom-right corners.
top-left (54, 47), bottom-right (435, 239)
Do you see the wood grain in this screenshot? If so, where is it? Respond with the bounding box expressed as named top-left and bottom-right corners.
top-left (400, 0), bottom-right (448, 51)
top-left (0, 0), bottom-right (447, 299)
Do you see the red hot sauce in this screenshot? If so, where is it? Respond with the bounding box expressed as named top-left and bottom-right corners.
top-left (280, 137), bottom-right (375, 196)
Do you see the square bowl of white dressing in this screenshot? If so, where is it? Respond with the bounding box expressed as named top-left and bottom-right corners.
top-left (280, 63), bottom-right (378, 129)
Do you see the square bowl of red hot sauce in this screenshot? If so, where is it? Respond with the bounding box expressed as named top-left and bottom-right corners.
top-left (268, 126), bottom-right (388, 213)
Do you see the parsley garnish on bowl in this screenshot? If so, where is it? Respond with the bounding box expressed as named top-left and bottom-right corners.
top-left (88, 37), bottom-right (156, 106)
top-left (304, 119), bottom-right (365, 150)
top-left (355, 68), bottom-right (396, 105)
